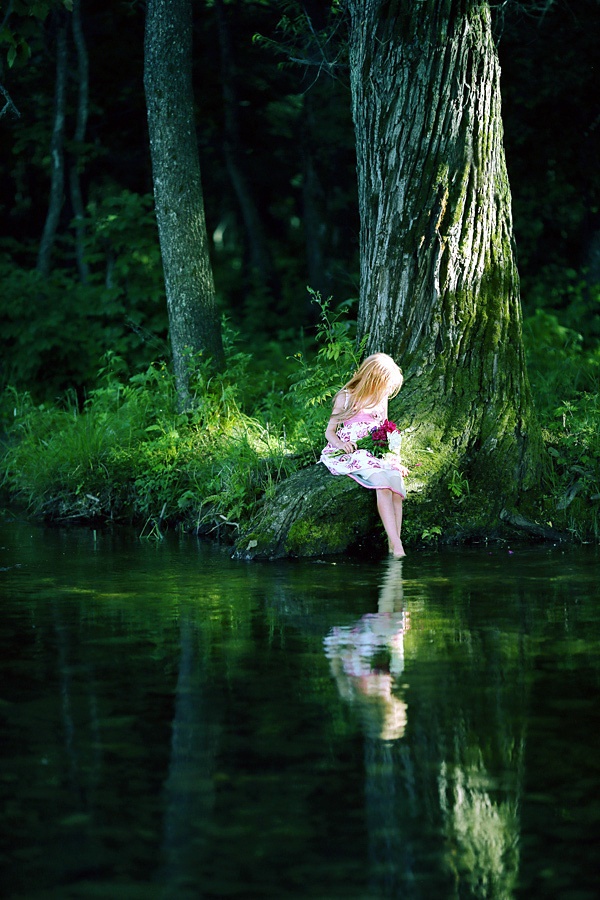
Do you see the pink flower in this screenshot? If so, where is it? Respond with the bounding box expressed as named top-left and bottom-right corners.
top-left (354, 420), bottom-right (402, 459)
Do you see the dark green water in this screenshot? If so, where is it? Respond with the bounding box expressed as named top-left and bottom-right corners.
top-left (1, 517), bottom-right (599, 899)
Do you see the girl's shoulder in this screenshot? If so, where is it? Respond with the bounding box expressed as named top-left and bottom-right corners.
top-left (332, 388), bottom-right (351, 412)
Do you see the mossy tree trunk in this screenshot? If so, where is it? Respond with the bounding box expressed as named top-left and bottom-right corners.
top-left (348, 0), bottom-right (542, 495)
top-left (236, 0), bottom-right (545, 560)
top-left (144, 0), bottom-right (225, 410)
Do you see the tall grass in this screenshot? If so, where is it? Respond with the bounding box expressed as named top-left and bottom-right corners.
top-left (0, 296), bottom-right (356, 536)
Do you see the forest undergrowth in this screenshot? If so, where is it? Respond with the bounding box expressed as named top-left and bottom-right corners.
top-left (1, 294), bottom-right (600, 548)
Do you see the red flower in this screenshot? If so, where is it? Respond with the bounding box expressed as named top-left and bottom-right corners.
top-left (354, 420), bottom-right (402, 459)
top-left (370, 420), bottom-right (399, 446)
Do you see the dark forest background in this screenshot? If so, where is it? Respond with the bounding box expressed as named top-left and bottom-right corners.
top-left (1, 0), bottom-right (598, 404)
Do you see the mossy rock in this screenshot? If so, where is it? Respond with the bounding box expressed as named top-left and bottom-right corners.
top-left (233, 463), bottom-right (383, 560)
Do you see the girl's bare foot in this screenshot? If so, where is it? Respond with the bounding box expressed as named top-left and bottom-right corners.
top-left (391, 541), bottom-right (405, 559)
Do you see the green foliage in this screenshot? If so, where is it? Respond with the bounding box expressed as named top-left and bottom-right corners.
top-left (285, 288), bottom-right (364, 453)
top-left (448, 469), bottom-right (470, 502)
top-left (523, 305), bottom-right (600, 540)
top-left (0, 191), bottom-right (168, 400)
top-left (1, 355), bottom-right (172, 516)
top-left (539, 391), bottom-right (600, 539)
top-left (3, 286), bottom-right (600, 546)
top-left (0, 292), bottom-right (365, 537)
top-left (421, 525), bottom-right (442, 544)
top-left (523, 309), bottom-right (600, 414)
top-left (522, 268), bottom-right (600, 346)
top-left (0, 1), bottom-right (72, 71)
top-left (0, 346), bottom-right (295, 537)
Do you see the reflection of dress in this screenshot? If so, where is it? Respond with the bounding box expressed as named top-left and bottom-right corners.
top-left (323, 612), bottom-right (408, 682)
top-left (320, 412), bottom-right (406, 498)
top-left (324, 605), bottom-right (409, 741)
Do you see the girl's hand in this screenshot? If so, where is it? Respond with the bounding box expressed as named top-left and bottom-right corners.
top-left (337, 440), bottom-right (356, 453)
top-left (400, 465), bottom-right (409, 477)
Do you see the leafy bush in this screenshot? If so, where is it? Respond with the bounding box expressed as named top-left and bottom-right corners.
top-left (3, 284), bottom-right (600, 544)
top-left (285, 289), bottom-right (364, 455)
top-left (523, 308), bottom-right (600, 413)
top-left (0, 291), bottom-right (359, 536)
top-left (523, 306), bottom-right (600, 539)
top-left (539, 391), bottom-right (600, 539)
top-left (1, 347), bottom-right (294, 536)
top-left (0, 191), bottom-right (169, 401)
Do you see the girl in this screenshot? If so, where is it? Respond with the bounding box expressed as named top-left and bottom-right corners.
top-left (320, 353), bottom-right (408, 558)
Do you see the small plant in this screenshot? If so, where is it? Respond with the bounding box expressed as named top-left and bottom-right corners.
top-left (421, 525), bottom-right (442, 543)
top-left (540, 389), bottom-right (600, 537)
top-left (448, 468), bottom-right (469, 502)
top-left (286, 288), bottom-right (365, 451)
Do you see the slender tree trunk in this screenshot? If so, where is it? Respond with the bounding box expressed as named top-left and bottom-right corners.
top-left (583, 223), bottom-right (600, 288)
top-left (69, 0), bottom-right (89, 284)
top-left (160, 616), bottom-right (217, 893)
top-left (37, 13), bottom-right (68, 277)
top-left (144, 0), bottom-right (225, 408)
top-left (214, 0), bottom-right (277, 297)
top-left (301, 91), bottom-right (330, 307)
top-left (347, 0), bottom-right (542, 494)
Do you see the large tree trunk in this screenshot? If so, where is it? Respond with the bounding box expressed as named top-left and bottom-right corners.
top-left (235, 0), bottom-right (546, 561)
top-left (348, 0), bottom-right (542, 495)
top-left (144, 0), bottom-right (225, 409)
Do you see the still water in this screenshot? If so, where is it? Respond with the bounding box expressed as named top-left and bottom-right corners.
top-left (1, 516), bottom-right (599, 899)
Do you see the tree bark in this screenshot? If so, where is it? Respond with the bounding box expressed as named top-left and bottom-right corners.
top-left (235, 0), bottom-right (546, 560)
top-left (144, 0), bottom-right (225, 409)
top-left (233, 462), bottom-right (381, 560)
top-left (347, 0), bottom-right (542, 495)
top-left (36, 13), bottom-right (68, 277)
top-left (301, 91), bottom-right (331, 307)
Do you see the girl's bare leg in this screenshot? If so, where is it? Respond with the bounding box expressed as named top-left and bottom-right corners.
top-left (376, 489), bottom-right (405, 558)
top-left (393, 493), bottom-right (403, 540)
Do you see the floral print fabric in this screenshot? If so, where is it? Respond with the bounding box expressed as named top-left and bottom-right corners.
top-left (320, 414), bottom-right (406, 498)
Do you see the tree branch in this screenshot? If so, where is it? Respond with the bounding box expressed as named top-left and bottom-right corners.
top-left (0, 83), bottom-right (20, 119)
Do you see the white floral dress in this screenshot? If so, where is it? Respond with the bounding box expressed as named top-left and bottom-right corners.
top-left (320, 410), bottom-right (407, 498)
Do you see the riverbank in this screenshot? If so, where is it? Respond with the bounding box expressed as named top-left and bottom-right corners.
top-left (1, 312), bottom-right (599, 556)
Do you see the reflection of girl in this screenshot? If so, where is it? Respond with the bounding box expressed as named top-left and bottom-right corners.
top-left (324, 561), bottom-right (409, 741)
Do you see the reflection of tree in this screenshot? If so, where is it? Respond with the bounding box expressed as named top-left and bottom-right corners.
top-left (160, 613), bottom-right (220, 898)
top-left (324, 559), bottom-right (409, 742)
top-left (431, 619), bottom-right (526, 899)
top-left (324, 560), bottom-right (528, 898)
top-left (438, 735), bottom-right (521, 899)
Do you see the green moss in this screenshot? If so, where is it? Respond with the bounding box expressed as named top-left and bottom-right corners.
top-left (285, 518), bottom-right (351, 556)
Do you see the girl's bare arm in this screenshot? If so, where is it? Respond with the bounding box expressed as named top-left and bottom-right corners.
top-left (325, 394), bottom-right (356, 452)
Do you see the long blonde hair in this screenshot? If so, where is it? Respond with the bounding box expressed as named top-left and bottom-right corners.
top-left (331, 353), bottom-right (403, 424)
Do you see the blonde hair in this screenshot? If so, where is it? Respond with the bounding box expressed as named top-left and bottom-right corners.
top-left (331, 353), bottom-right (403, 424)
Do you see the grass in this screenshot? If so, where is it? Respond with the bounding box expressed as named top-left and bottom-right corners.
top-left (2, 297), bottom-right (600, 544)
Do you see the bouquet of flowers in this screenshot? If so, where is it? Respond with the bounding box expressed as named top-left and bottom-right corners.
top-left (355, 419), bottom-right (402, 459)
